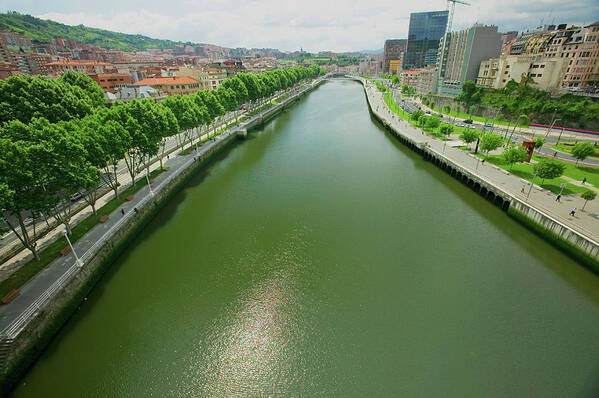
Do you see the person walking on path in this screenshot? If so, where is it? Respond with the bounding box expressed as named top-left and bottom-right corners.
top-left (556, 194), bottom-right (561, 202)
top-left (121, 209), bottom-right (125, 216)
top-left (569, 207), bottom-right (576, 217)
top-left (582, 177), bottom-right (587, 185)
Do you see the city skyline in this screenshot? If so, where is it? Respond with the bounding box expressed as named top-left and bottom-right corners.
top-left (2, 0), bottom-right (598, 53)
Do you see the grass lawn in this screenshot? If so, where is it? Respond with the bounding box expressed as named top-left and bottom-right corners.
top-left (475, 153), bottom-right (597, 194)
top-left (552, 142), bottom-right (599, 158)
top-left (0, 167), bottom-right (166, 298)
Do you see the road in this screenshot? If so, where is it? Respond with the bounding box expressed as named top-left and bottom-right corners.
top-left (390, 88), bottom-right (599, 167)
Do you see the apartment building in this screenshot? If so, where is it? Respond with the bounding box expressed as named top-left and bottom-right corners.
top-left (133, 76), bottom-right (202, 96)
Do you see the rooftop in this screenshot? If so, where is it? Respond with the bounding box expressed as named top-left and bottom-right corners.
top-left (134, 76), bottom-right (199, 85)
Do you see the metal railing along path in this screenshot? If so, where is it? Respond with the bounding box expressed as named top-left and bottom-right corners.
top-left (0, 83), bottom-right (316, 341)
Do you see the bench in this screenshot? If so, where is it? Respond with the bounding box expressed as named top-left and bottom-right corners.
top-left (60, 246), bottom-right (72, 256)
top-left (126, 194), bottom-right (134, 201)
top-left (1, 289), bottom-right (20, 304)
top-left (99, 215), bottom-right (109, 223)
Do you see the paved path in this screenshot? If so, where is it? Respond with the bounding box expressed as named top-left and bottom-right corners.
top-left (0, 80), bottom-right (320, 337)
top-left (361, 79), bottom-right (599, 243)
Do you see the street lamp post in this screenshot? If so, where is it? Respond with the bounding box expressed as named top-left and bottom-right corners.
top-left (556, 127), bottom-right (565, 146)
top-left (63, 228), bottom-right (83, 267)
top-left (145, 169), bottom-right (155, 197)
top-left (545, 118), bottom-right (561, 138)
top-left (526, 170), bottom-right (538, 200)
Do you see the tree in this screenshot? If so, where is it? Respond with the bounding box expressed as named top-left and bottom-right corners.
top-left (581, 190), bottom-right (596, 210)
top-left (534, 137), bottom-right (546, 149)
top-left (459, 129), bottom-right (479, 149)
top-left (469, 105), bottom-right (476, 117)
top-left (479, 133), bottom-right (504, 156)
top-left (439, 123), bottom-right (454, 136)
top-left (410, 110), bottom-right (424, 121)
top-left (534, 159), bottom-right (566, 183)
top-left (571, 142), bottom-right (595, 164)
top-left (456, 80), bottom-right (482, 111)
top-left (503, 145), bottom-right (528, 170)
top-left (0, 135), bottom-right (52, 261)
top-left (442, 105), bottom-right (451, 115)
top-left (424, 115), bottom-right (440, 129)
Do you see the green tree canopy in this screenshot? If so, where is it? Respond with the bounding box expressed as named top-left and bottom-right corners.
top-left (571, 142), bottom-right (595, 164)
top-left (503, 145), bottom-right (528, 170)
top-left (534, 159), bottom-right (566, 182)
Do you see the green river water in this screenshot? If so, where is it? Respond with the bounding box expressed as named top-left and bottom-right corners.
top-left (12, 80), bottom-right (599, 397)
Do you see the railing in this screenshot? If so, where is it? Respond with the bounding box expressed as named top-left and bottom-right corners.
top-left (0, 82), bottom-right (318, 343)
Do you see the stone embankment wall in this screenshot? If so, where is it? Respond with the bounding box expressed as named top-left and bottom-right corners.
top-left (353, 77), bottom-right (599, 268)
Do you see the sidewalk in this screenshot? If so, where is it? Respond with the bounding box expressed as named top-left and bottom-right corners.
top-left (362, 79), bottom-right (599, 243)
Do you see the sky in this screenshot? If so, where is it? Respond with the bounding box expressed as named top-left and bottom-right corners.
top-left (3, 0), bottom-right (599, 53)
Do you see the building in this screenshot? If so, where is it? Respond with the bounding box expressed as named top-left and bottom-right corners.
top-left (415, 66), bottom-right (438, 94)
top-left (90, 73), bottom-right (134, 93)
top-left (436, 25), bottom-right (503, 96)
top-left (105, 84), bottom-right (164, 103)
top-left (202, 67), bottom-right (227, 89)
top-left (383, 39), bottom-right (407, 73)
top-left (477, 55), bottom-right (567, 92)
top-left (0, 35), bottom-right (13, 64)
top-left (476, 21), bottom-right (599, 92)
top-left (133, 76), bottom-right (202, 96)
top-left (174, 66), bottom-right (211, 90)
top-left (404, 10), bottom-right (449, 69)
top-left (400, 69), bottom-right (421, 87)
top-left (561, 22), bottom-right (599, 88)
top-left (389, 59), bottom-right (402, 75)
top-left (47, 60), bottom-right (114, 76)
top-left (0, 30), bottom-right (32, 51)
top-left (0, 61), bottom-right (20, 79)
top-left (476, 58), bottom-right (500, 88)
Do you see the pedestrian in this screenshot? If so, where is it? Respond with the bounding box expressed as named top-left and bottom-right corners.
top-left (553, 151), bottom-right (557, 158)
top-left (569, 207), bottom-right (576, 216)
top-left (556, 194), bottom-right (561, 202)
top-left (134, 207), bottom-right (138, 214)
top-left (121, 208), bottom-right (125, 216)
top-left (521, 185), bottom-right (525, 193)
top-left (582, 177), bottom-right (587, 185)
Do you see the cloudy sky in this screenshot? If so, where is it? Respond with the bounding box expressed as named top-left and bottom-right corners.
top-left (3, 0), bottom-right (599, 52)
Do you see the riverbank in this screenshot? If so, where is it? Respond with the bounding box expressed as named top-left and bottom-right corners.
top-left (0, 78), bottom-right (323, 394)
top-left (353, 76), bottom-right (599, 272)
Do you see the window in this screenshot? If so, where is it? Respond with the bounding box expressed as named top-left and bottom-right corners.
top-left (537, 74), bottom-right (542, 78)
top-left (540, 64), bottom-right (545, 68)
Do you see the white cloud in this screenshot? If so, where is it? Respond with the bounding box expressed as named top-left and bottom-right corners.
top-left (28, 0), bottom-right (599, 52)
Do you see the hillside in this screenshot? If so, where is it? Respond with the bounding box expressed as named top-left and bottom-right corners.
top-left (0, 11), bottom-right (194, 51)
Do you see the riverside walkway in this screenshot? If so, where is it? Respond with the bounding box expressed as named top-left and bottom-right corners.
top-left (0, 79), bottom-right (320, 341)
top-left (360, 78), bottom-right (599, 244)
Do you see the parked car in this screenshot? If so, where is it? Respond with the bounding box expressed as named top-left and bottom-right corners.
top-left (70, 192), bottom-right (83, 202)
top-left (485, 122), bottom-right (493, 127)
top-left (425, 110), bottom-right (431, 114)
top-left (463, 119), bottom-right (473, 124)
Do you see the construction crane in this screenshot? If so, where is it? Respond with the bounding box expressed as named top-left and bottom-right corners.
top-left (438, 0), bottom-right (471, 81)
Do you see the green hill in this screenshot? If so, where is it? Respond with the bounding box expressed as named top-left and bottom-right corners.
top-left (0, 11), bottom-right (195, 51)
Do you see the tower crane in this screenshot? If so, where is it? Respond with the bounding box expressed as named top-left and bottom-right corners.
top-left (438, 0), bottom-right (471, 82)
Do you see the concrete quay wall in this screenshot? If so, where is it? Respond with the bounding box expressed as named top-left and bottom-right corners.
top-left (354, 76), bottom-right (599, 265)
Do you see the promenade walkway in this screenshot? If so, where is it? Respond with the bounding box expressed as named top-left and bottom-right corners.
top-left (361, 79), bottom-right (599, 243)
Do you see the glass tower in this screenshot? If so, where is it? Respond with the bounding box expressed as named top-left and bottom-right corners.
top-left (404, 11), bottom-right (449, 69)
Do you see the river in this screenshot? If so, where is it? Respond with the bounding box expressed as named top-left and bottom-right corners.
top-left (12, 80), bottom-right (599, 397)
